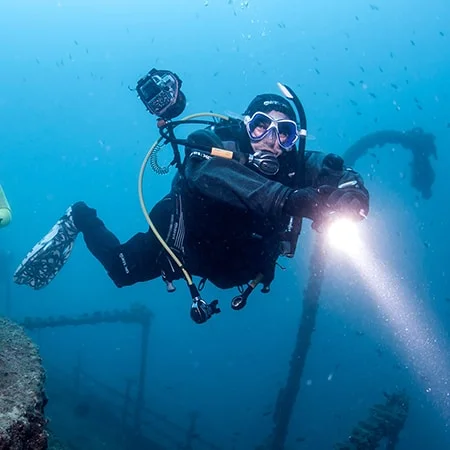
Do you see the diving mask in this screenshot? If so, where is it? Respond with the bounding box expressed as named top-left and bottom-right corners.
top-left (244, 111), bottom-right (299, 150)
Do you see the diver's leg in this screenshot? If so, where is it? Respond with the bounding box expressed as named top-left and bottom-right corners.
top-left (73, 201), bottom-right (169, 287)
top-left (14, 198), bottom-right (172, 289)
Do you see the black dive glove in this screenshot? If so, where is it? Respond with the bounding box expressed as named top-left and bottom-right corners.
top-left (283, 185), bottom-right (369, 224)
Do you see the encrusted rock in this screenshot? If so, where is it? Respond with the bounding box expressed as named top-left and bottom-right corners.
top-left (0, 317), bottom-right (47, 449)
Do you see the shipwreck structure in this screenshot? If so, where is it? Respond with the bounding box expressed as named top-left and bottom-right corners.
top-left (264, 127), bottom-right (436, 449)
top-left (1, 304), bottom-right (219, 450)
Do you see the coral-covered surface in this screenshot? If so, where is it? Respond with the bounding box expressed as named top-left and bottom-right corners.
top-left (0, 317), bottom-right (48, 449)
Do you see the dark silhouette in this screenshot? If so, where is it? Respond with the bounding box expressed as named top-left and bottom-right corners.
top-left (344, 127), bottom-right (437, 199)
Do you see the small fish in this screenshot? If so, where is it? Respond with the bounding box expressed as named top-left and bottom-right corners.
top-left (379, 66), bottom-right (384, 72)
top-left (74, 40), bottom-right (78, 45)
top-left (348, 81), bottom-right (355, 87)
top-left (369, 92), bottom-right (377, 98)
top-left (315, 68), bottom-right (320, 75)
top-left (439, 31), bottom-right (445, 37)
top-left (369, 4), bottom-right (379, 10)
top-left (410, 40), bottom-right (416, 46)
top-left (350, 99), bottom-right (358, 106)
top-left (390, 83), bottom-right (399, 89)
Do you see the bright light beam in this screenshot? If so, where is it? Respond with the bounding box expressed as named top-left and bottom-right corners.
top-left (328, 223), bottom-right (450, 423)
top-left (327, 218), bottom-right (363, 256)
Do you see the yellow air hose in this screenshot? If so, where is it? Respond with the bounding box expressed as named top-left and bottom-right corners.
top-left (137, 112), bottom-right (230, 287)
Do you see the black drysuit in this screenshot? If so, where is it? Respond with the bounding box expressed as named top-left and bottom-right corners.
top-left (73, 128), bottom-right (369, 291)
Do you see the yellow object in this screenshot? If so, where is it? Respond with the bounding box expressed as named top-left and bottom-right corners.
top-left (0, 184), bottom-right (12, 228)
top-left (211, 147), bottom-right (234, 159)
top-left (138, 112), bottom-right (230, 287)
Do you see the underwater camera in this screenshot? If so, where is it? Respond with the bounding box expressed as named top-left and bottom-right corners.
top-left (136, 68), bottom-right (186, 120)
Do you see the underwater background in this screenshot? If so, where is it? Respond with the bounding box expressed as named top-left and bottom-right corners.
top-left (1, 0), bottom-right (449, 448)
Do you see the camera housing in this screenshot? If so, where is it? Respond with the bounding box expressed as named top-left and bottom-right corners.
top-left (136, 68), bottom-right (186, 120)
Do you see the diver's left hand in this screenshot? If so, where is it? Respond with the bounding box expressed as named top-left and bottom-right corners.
top-left (326, 187), bottom-right (369, 221)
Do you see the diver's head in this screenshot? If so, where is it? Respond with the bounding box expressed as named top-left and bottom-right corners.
top-left (243, 94), bottom-right (299, 156)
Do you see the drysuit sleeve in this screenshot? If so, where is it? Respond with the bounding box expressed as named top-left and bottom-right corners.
top-left (183, 130), bottom-right (292, 219)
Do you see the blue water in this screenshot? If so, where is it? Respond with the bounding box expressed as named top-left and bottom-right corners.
top-left (1, 0), bottom-right (449, 448)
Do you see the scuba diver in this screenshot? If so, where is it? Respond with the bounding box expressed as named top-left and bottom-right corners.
top-left (13, 69), bottom-right (369, 324)
top-left (0, 184), bottom-right (12, 229)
